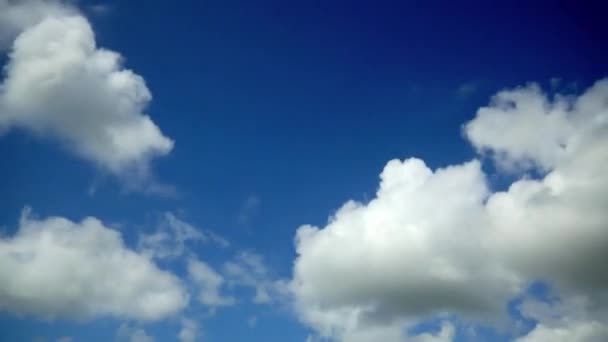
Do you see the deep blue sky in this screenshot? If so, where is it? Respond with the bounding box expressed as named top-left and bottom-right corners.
top-left (1, 1), bottom-right (606, 341)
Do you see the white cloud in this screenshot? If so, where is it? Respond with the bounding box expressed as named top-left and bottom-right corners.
top-left (0, 0), bottom-right (75, 48)
top-left (291, 159), bottom-right (516, 341)
top-left (290, 79), bottom-right (608, 341)
top-left (475, 80), bottom-right (608, 297)
top-left (188, 257), bottom-right (235, 308)
top-left (0, 208), bottom-right (188, 321)
top-left (0, 1), bottom-right (173, 179)
top-left (139, 212), bottom-right (228, 260)
top-left (464, 82), bottom-right (577, 171)
top-left (178, 318), bottom-right (199, 342)
top-left (116, 323), bottom-right (155, 342)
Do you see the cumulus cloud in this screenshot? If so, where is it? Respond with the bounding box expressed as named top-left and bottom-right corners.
top-left (188, 257), bottom-right (235, 308)
top-left (473, 80), bottom-right (608, 298)
top-left (0, 208), bottom-right (188, 321)
top-left (464, 82), bottom-right (578, 171)
top-left (291, 79), bottom-right (608, 341)
top-left (0, 0), bottom-right (75, 47)
top-left (0, 0), bottom-right (173, 179)
top-left (291, 159), bottom-right (516, 341)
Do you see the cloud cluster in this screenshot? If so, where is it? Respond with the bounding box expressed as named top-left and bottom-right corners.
top-left (0, 0), bottom-right (173, 178)
top-left (291, 79), bottom-right (608, 341)
top-left (0, 208), bottom-right (188, 321)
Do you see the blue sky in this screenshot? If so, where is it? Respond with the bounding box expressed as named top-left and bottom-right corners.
top-left (1, 1), bottom-right (607, 341)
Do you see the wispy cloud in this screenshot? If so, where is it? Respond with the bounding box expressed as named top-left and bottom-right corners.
top-left (237, 195), bottom-right (261, 226)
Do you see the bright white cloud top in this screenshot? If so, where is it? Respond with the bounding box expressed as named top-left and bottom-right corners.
top-left (291, 79), bottom-right (608, 342)
top-left (0, 0), bottom-right (75, 47)
top-left (0, 0), bottom-right (173, 177)
top-left (0, 208), bottom-right (188, 321)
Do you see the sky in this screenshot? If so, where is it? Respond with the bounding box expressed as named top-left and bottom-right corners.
top-left (0, 0), bottom-right (607, 341)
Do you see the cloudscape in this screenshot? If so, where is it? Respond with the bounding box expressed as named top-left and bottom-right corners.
top-left (1, 1), bottom-right (607, 341)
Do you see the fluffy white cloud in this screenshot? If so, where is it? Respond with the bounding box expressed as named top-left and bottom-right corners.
top-left (291, 159), bottom-right (516, 341)
top-left (477, 81), bottom-right (608, 298)
top-left (188, 257), bottom-right (235, 308)
top-left (0, 208), bottom-right (188, 320)
top-left (0, 0), bottom-right (74, 47)
top-left (0, 1), bottom-right (173, 177)
top-left (291, 79), bottom-right (608, 341)
top-left (463, 81), bottom-right (607, 172)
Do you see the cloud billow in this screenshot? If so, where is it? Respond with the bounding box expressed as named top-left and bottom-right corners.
top-left (0, 0), bottom-right (173, 179)
top-left (291, 79), bottom-right (608, 342)
top-left (0, 208), bottom-right (188, 321)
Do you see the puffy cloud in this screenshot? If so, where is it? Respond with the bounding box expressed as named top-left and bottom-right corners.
top-left (178, 318), bottom-right (199, 342)
top-left (139, 213), bottom-right (229, 260)
top-left (462, 80), bottom-right (607, 171)
top-left (475, 80), bottom-right (608, 297)
top-left (188, 257), bottom-right (235, 308)
top-left (0, 208), bottom-right (188, 321)
top-left (291, 159), bottom-right (516, 341)
top-left (0, 1), bottom-right (173, 178)
top-left (0, 0), bottom-right (75, 47)
top-left (291, 79), bottom-right (608, 341)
